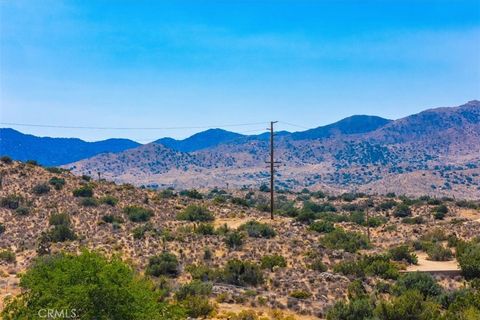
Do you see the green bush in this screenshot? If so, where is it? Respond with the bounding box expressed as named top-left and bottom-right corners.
top-left (15, 206), bottom-right (30, 216)
top-left (158, 189), bottom-right (176, 199)
top-left (0, 223), bottom-right (4, 234)
top-left (175, 281), bottom-right (214, 318)
top-left (327, 298), bottom-right (374, 320)
top-left (308, 258), bottom-right (327, 272)
top-left (1, 250), bottom-right (183, 320)
top-left (193, 223), bottom-right (214, 235)
top-left (334, 255), bottom-right (399, 280)
top-left (0, 250), bottom-right (16, 263)
top-left (222, 259), bottom-right (264, 286)
top-left (102, 214), bottom-right (124, 224)
top-left (393, 204), bottom-right (411, 217)
top-left (80, 197), bottom-right (98, 207)
top-left (231, 197), bottom-right (249, 207)
top-left (0, 194), bottom-right (23, 209)
top-left (32, 183), bottom-right (50, 195)
top-left (389, 245), bottom-right (418, 264)
top-left (186, 264), bottom-right (219, 282)
top-left (426, 243), bottom-right (453, 261)
top-left (374, 290), bottom-right (442, 320)
top-left (260, 254), bottom-right (286, 271)
top-left (377, 200), bottom-right (397, 211)
top-left (123, 206), bottom-right (154, 222)
top-left (0, 156), bottom-right (13, 164)
top-left (146, 252), bottom-right (179, 277)
top-left (99, 195), bottom-right (118, 206)
top-left (224, 231), bottom-right (245, 250)
top-left (238, 221), bottom-right (276, 238)
top-left (320, 228), bottom-right (369, 253)
top-left (132, 224), bottom-right (154, 240)
top-left (49, 177), bottom-right (65, 190)
top-left (457, 241), bottom-right (480, 280)
top-left (72, 185), bottom-right (93, 197)
top-left (289, 290), bottom-right (311, 299)
top-left (179, 189), bottom-right (203, 199)
top-left (177, 205), bottom-right (214, 222)
top-left (47, 213), bottom-right (76, 242)
top-left (309, 220), bottom-right (335, 233)
top-left (402, 216), bottom-right (424, 224)
top-left (394, 272), bottom-right (443, 297)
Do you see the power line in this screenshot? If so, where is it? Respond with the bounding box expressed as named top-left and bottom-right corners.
top-left (277, 121), bottom-right (310, 130)
top-left (0, 121), bottom-right (268, 130)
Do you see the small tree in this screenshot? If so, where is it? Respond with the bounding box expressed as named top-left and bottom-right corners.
top-left (32, 183), bottom-right (50, 195)
top-left (146, 252), bottom-right (179, 278)
top-left (177, 205), bottom-right (214, 222)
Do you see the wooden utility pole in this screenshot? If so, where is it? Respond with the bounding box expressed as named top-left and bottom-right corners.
top-left (267, 121), bottom-right (278, 219)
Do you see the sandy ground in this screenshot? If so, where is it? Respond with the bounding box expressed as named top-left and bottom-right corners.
top-left (406, 251), bottom-right (459, 272)
top-left (215, 303), bottom-right (318, 320)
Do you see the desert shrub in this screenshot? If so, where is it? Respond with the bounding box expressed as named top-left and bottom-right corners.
top-left (0, 156), bottom-right (13, 163)
top-left (393, 204), bottom-right (411, 217)
top-left (186, 264), bottom-right (219, 282)
top-left (0, 223), bottom-right (4, 234)
top-left (213, 195), bottom-right (227, 204)
top-left (177, 205), bottom-right (214, 222)
top-left (433, 211), bottom-right (446, 220)
top-left (175, 280), bottom-right (214, 318)
top-left (132, 224), bottom-right (155, 240)
top-left (203, 248), bottom-right (213, 261)
top-left (224, 231), bottom-right (245, 250)
top-left (179, 189), bottom-right (203, 199)
top-left (366, 216), bottom-right (387, 227)
top-left (72, 185), bottom-right (93, 197)
top-left (0, 250), bottom-right (16, 263)
top-left (349, 211), bottom-right (366, 225)
top-left (222, 259), bottom-right (264, 286)
top-left (15, 206), bottom-right (30, 216)
top-left (394, 272), bottom-right (443, 297)
top-left (426, 243), bottom-right (453, 261)
top-left (158, 189), bottom-right (176, 199)
top-left (309, 220), bottom-right (335, 233)
top-left (196, 223), bottom-right (216, 235)
top-left (0, 250), bottom-right (183, 320)
top-left (377, 200), bottom-right (397, 211)
top-left (402, 216), bottom-right (425, 224)
top-left (295, 209), bottom-right (316, 224)
top-left (320, 228), bottom-right (369, 253)
top-left (81, 175), bottom-right (91, 181)
top-left (420, 228), bottom-right (448, 242)
top-left (374, 290), bottom-right (442, 320)
top-left (238, 221), bottom-right (276, 238)
top-left (308, 258), bottom-right (327, 272)
top-left (146, 252), bottom-right (179, 277)
top-left (334, 255), bottom-right (399, 280)
top-left (45, 167), bottom-right (66, 174)
top-left (80, 197), bottom-right (98, 207)
top-left (0, 194), bottom-right (23, 209)
top-left (259, 184), bottom-right (269, 192)
top-left (49, 177), bottom-right (65, 190)
top-left (276, 201), bottom-right (299, 217)
top-left (260, 254), bottom-right (286, 271)
top-left (99, 195), bottom-right (118, 206)
top-left (47, 213), bottom-right (76, 242)
top-left (32, 183), bottom-right (50, 195)
top-left (327, 298), bottom-right (374, 320)
top-left (102, 214), bottom-right (123, 224)
top-left (389, 245), bottom-right (418, 264)
top-left (290, 290), bottom-right (311, 299)
top-left (123, 206), bottom-right (154, 222)
top-left (26, 160), bottom-right (38, 166)
top-left (231, 197), bottom-right (249, 207)
top-left (457, 241), bottom-right (480, 280)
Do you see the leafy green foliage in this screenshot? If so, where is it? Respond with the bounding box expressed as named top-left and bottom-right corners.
top-left (99, 195), bottom-right (118, 206)
top-left (195, 223), bottom-right (216, 235)
top-left (32, 183), bottom-right (50, 195)
top-left (177, 205), bottom-right (214, 222)
top-left (80, 197), bottom-right (98, 207)
top-left (46, 213), bottom-right (76, 242)
top-left (0, 250), bottom-right (16, 263)
top-left (72, 185), bottom-right (93, 197)
top-left (389, 245), bottom-right (418, 265)
top-left (179, 189), bottom-right (203, 199)
top-left (175, 281), bottom-right (214, 318)
top-left (393, 204), bottom-right (412, 217)
top-left (238, 220), bottom-right (276, 238)
top-left (222, 259), bottom-right (264, 287)
top-left (320, 228), bottom-right (369, 253)
top-left (124, 206), bottom-right (154, 222)
top-left (146, 252), bottom-right (179, 278)
top-left (1, 250), bottom-right (184, 320)
top-left (224, 231), bottom-right (245, 250)
top-left (394, 272), bottom-right (443, 297)
top-left (49, 177), bottom-right (65, 190)
top-left (309, 220), bottom-right (335, 233)
top-left (334, 254), bottom-right (399, 280)
top-left (260, 254), bottom-right (286, 271)
top-left (457, 240), bottom-right (480, 280)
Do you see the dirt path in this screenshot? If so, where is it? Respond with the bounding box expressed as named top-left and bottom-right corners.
top-left (406, 251), bottom-right (459, 272)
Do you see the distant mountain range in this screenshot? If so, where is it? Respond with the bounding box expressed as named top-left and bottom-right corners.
top-left (2, 101), bottom-right (479, 198)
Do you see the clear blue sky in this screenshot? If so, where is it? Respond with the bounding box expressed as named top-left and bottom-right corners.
top-left (1, 0), bottom-right (479, 142)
